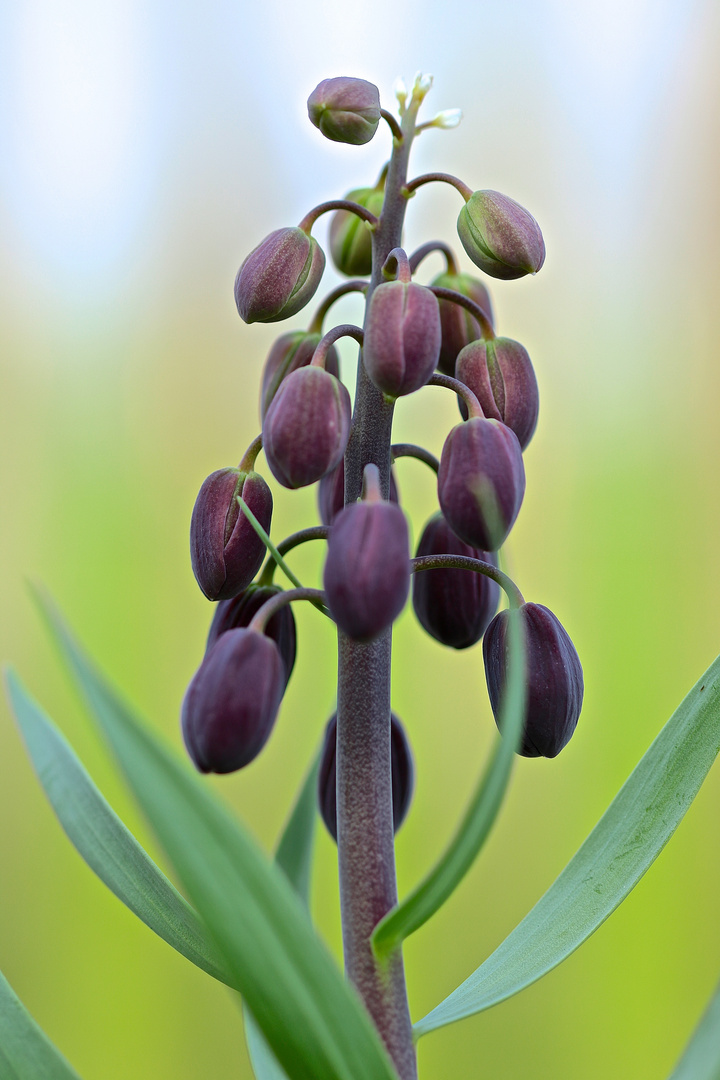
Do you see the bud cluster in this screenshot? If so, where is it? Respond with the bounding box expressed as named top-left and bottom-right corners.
top-left (183, 74), bottom-right (583, 845)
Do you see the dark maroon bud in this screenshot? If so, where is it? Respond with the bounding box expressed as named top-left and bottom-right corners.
top-left (412, 513), bottom-right (499, 649)
top-left (181, 628), bottom-right (285, 774)
top-left (455, 337), bottom-right (539, 451)
top-left (234, 227), bottom-right (325, 324)
top-left (307, 77), bottom-right (381, 145)
top-left (206, 584), bottom-right (296, 689)
top-left (318, 713), bottom-right (414, 841)
top-left (260, 331), bottom-right (339, 420)
top-left (363, 280), bottom-right (441, 398)
top-left (317, 458), bottom-right (399, 526)
top-left (323, 498), bottom-right (410, 641)
top-left (262, 366), bottom-right (351, 489)
top-left (430, 271), bottom-right (494, 377)
top-left (190, 469), bottom-right (272, 601)
top-left (457, 190), bottom-right (545, 280)
top-left (438, 417), bottom-right (525, 551)
top-left (329, 186), bottom-right (384, 276)
top-left (483, 603), bottom-right (584, 758)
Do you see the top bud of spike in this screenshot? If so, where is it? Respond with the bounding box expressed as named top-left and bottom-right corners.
top-left (307, 77), bottom-right (381, 145)
top-left (458, 191), bottom-right (545, 280)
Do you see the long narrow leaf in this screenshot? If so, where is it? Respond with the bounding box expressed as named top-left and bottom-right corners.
top-left (5, 669), bottom-right (230, 988)
top-left (36, 593), bottom-right (398, 1080)
top-left (667, 975), bottom-right (720, 1080)
top-left (0, 967), bottom-right (83, 1080)
top-left (414, 654), bottom-right (720, 1036)
top-left (372, 610), bottom-right (526, 957)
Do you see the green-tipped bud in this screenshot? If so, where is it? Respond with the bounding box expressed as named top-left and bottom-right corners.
top-left (329, 187), bottom-right (384, 277)
top-left (457, 190), bottom-right (545, 280)
top-left (234, 227), bottom-right (325, 324)
top-left (260, 331), bottom-right (339, 420)
top-left (431, 270), bottom-right (494, 376)
top-left (307, 77), bottom-right (381, 145)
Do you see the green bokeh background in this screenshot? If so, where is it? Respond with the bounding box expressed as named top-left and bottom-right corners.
top-left (1, 2), bottom-right (719, 1077)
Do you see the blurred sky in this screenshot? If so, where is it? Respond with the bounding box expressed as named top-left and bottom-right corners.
top-left (1, 2), bottom-right (719, 1078)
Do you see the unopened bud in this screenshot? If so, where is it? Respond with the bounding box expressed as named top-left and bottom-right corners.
top-left (457, 190), bottom-right (545, 280)
top-left (412, 513), bottom-right (499, 649)
top-left (307, 77), bottom-right (381, 145)
top-left (329, 187), bottom-right (384, 277)
top-left (438, 417), bottom-right (525, 551)
top-left (234, 227), bottom-right (325, 324)
top-left (262, 366), bottom-right (351, 489)
top-left (430, 108), bottom-right (462, 129)
top-left (181, 628), bottom-right (285, 774)
top-left (206, 584), bottom-right (296, 689)
top-left (317, 458), bottom-right (399, 525)
top-left (190, 469), bottom-right (272, 601)
top-left (456, 337), bottom-right (539, 450)
top-left (260, 331), bottom-right (339, 420)
top-left (483, 603), bottom-right (584, 758)
top-left (431, 270), bottom-right (494, 377)
top-left (318, 713), bottom-right (414, 841)
top-left (363, 280), bottom-right (441, 398)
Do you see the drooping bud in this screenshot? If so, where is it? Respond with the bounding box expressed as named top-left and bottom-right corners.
top-left (456, 337), bottom-right (539, 450)
top-left (262, 366), bottom-right (351, 489)
top-left (190, 469), bottom-right (272, 601)
top-left (483, 603), bottom-right (584, 758)
top-left (323, 470), bottom-right (410, 641)
top-left (260, 331), bottom-right (339, 420)
top-left (329, 187), bottom-right (384, 277)
top-left (307, 77), bottom-right (381, 145)
top-left (438, 417), bottom-right (525, 551)
top-left (318, 713), bottom-right (414, 841)
top-left (457, 191), bottom-right (545, 280)
top-left (363, 280), bottom-right (441, 397)
top-left (412, 513), bottom-right (499, 649)
top-left (234, 228), bottom-right (325, 324)
top-left (430, 270), bottom-right (494, 377)
top-left (317, 458), bottom-right (399, 526)
top-left (181, 628), bottom-right (285, 774)
top-left (206, 584), bottom-right (296, 689)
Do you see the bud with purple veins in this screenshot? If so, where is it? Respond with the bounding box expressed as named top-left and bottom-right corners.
top-left (457, 190), bottom-right (545, 280)
top-left (329, 186), bottom-right (384, 277)
top-left (307, 77), bottom-right (381, 145)
top-left (181, 627), bottom-right (286, 774)
top-left (323, 465), bottom-right (410, 641)
top-left (234, 227), bottom-right (325, 324)
top-left (206, 584), bottom-right (297, 689)
top-left (260, 331), bottom-right (339, 420)
top-left (190, 467), bottom-right (272, 601)
top-left (317, 458), bottom-right (399, 526)
top-left (456, 337), bottom-right (539, 451)
top-left (483, 603), bottom-right (584, 758)
top-left (412, 513), bottom-right (500, 649)
top-left (318, 713), bottom-right (414, 841)
top-left (430, 270), bottom-right (494, 377)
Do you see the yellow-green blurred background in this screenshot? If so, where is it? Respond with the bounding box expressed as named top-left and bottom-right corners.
top-left (1, 1), bottom-right (719, 1077)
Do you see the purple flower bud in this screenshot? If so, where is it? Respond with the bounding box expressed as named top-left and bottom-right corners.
top-left (455, 337), bottom-right (539, 451)
top-left (318, 713), bottom-right (414, 841)
top-left (483, 603), bottom-right (584, 758)
top-left (323, 498), bottom-right (410, 641)
top-left (190, 469), bottom-right (272, 601)
top-left (438, 417), bottom-right (525, 551)
top-left (430, 271), bottom-right (494, 377)
top-left (234, 228), bottom-right (325, 324)
top-left (317, 458), bottom-right (399, 526)
top-left (307, 77), bottom-right (381, 145)
top-left (412, 513), bottom-right (499, 649)
top-left (262, 366), bottom-right (351, 489)
top-left (206, 584), bottom-right (296, 689)
top-left (329, 187), bottom-right (384, 276)
top-left (182, 628), bottom-right (286, 774)
top-left (363, 281), bottom-right (441, 398)
top-left (260, 331), bottom-right (339, 420)
top-left (457, 191), bottom-right (545, 280)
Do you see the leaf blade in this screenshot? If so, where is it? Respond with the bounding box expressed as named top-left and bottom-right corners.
top-left (0, 967), bottom-right (83, 1080)
top-left (667, 976), bottom-right (720, 1080)
top-left (414, 655), bottom-right (720, 1036)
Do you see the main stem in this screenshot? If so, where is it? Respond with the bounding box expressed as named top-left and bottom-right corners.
top-left (336, 101), bottom-right (420, 1080)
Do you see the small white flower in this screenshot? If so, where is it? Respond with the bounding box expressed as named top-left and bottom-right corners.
top-left (413, 72), bottom-right (434, 95)
top-left (393, 76), bottom-right (408, 111)
top-left (433, 108), bottom-right (463, 129)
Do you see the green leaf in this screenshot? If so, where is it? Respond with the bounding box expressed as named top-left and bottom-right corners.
top-left (4, 668), bottom-right (230, 988)
top-left (667, 976), bottom-right (720, 1080)
top-left (36, 592), bottom-right (398, 1080)
top-left (0, 967), bottom-right (83, 1080)
top-left (414, 655), bottom-right (720, 1037)
top-left (372, 608), bottom-right (526, 957)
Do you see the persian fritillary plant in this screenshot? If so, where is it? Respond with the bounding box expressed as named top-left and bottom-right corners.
top-left (5, 72), bottom-right (720, 1080)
